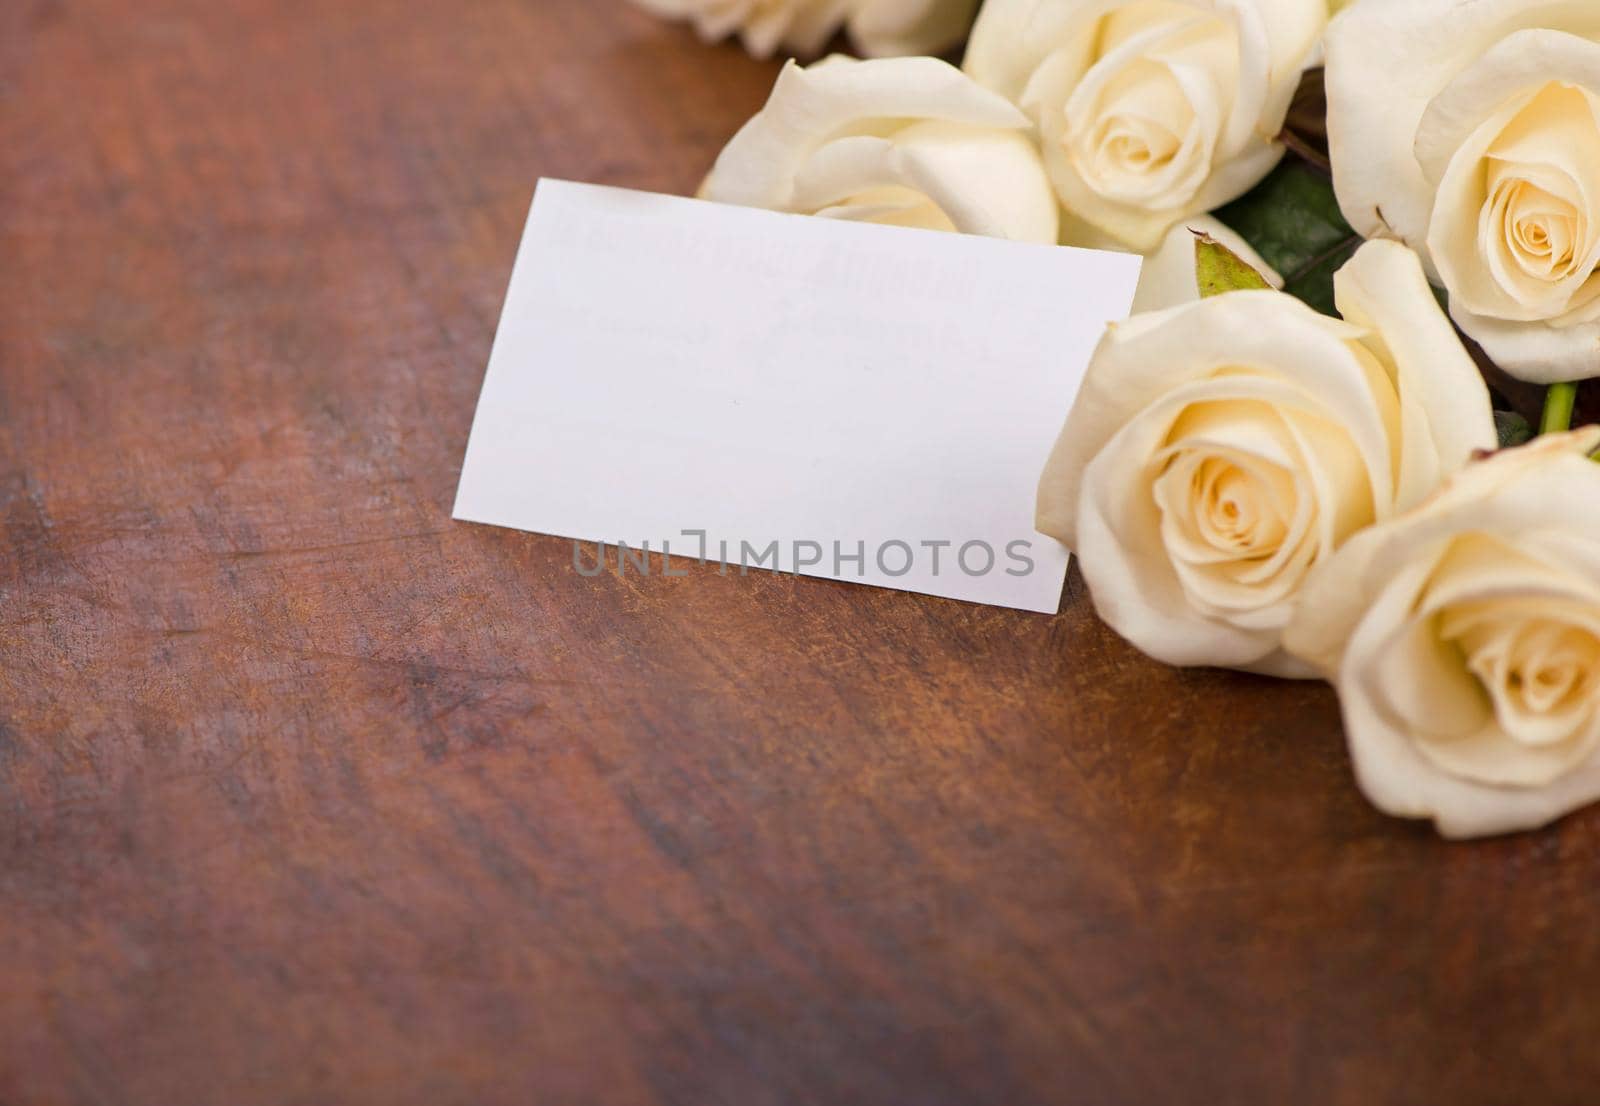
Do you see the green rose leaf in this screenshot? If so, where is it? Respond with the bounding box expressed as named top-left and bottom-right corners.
top-left (1213, 157), bottom-right (1360, 317)
top-left (1195, 233), bottom-right (1273, 297)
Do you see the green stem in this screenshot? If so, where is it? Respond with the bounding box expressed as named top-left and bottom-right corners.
top-left (1540, 382), bottom-right (1579, 436)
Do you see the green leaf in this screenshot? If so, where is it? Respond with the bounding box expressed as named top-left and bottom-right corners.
top-left (1213, 158), bottom-right (1360, 317)
top-left (1494, 410), bottom-right (1534, 449)
top-left (1195, 233), bottom-right (1272, 297)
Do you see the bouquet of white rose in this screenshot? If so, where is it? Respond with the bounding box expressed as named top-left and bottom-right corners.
top-left (627, 0), bottom-right (1600, 840)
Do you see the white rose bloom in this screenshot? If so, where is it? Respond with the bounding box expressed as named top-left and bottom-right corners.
top-left (964, 0), bottom-right (1327, 251)
top-left (702, 56), bottom-right (1060, 243)
top-left (629, 0), bottom-right (978, 59)
top-left (1037, 240), bottom-right (1496, 677)
top-left (1326, 0), bottom-right (1600, 383)
top-left (1284, 429), bottom-right (1600, 839)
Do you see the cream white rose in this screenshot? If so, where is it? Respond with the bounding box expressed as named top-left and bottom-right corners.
top-left (1284, 429), bottom-right (1600, 838)
top-left (1326, 0), bottom-right (1600, 383)
top-left (964, 0), bottom-right (1327, 251)
top-left (1037, 240), bottom-right (1496, 677)
top-left (702, 56), bottom-right (1059, 243)
top-left (628, 0), bottom-right (978, 59)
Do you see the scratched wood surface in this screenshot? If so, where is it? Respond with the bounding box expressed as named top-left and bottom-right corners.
top-left (2, 2), bottom-right (1597, 1104)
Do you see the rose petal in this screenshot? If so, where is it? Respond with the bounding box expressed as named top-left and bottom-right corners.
top-left (1331, 239), bottom-right (1498, 507)
top-left (1446, 303), bottom-right (1600, 384)
top-left (1414, 28), bottom-right (1600, 183)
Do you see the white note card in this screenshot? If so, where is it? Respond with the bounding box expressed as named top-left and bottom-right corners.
top-left (453, 180), bottom-right (1142, 613)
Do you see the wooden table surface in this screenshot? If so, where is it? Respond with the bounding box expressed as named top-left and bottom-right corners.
top-left (3, 2), bottom-right (1596, 1103)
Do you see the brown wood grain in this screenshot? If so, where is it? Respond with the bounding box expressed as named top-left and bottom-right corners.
top-left (2, 2), bottom-right (1597, 1103)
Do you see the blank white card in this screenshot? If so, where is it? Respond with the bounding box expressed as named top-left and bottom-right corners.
top-left (453, 180), bottom-right (1142, 613)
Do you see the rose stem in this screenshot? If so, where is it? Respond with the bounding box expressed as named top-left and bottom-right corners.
top-left (1540, 382), bottom-right (1579, 435)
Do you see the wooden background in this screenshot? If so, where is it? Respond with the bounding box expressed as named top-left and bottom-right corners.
top-left (3, 1), bottom-right (1596, 1103)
